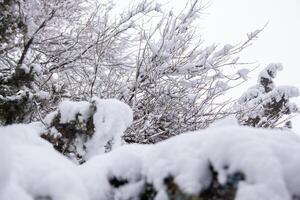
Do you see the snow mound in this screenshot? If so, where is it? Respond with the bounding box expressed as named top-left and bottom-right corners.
top-left (80, 125), bottom-right (300, 200)
top-left (1, 119), bottom-right (300, 199)
top-left (0, 124), bottom-right (88, 200)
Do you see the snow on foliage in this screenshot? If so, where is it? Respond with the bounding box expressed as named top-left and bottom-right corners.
top-left (1, 116), bottom-right (300, 200)
top-left (235, 63), bottom-right (299, 128)
top-left (58, 101), bottom-right (91, 124)
top-left (236, 68), bottom-right (250, 81)
top-left (42, 98), bottom-right (133, 162)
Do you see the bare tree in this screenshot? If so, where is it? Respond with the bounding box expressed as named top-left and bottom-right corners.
top-left (1, 0), bottom-right (264, 143)
top-left (121, 1), bottom-right (262, 143)
top-left (0, 0), bottom-right (160, 124)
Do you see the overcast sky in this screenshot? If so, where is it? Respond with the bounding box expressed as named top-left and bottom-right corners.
top-left (120, 0), bottom-right (300, 132)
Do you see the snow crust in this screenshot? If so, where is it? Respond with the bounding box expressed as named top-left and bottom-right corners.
top-left (1, 117), bottom-right (300, 200)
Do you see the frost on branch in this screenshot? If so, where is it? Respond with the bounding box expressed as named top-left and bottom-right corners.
top-left (235, 63), bottom-right (299, 128)
top-left (122, 1), bottom-right (259, 143)
top-left (42, 98), bottom-right (133, 163)
top-left (0, 0), bottom-right (260, 143)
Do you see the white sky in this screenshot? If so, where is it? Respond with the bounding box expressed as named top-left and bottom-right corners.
top-left (118, 0), bottom-right (300, 132)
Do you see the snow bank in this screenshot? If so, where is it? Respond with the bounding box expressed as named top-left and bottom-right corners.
top-left (0, 124), bottom-right (88, 200)
top-left (80, 124), bottom-right (300, 200)
top-left (1, 117), bottom-right (300, 200)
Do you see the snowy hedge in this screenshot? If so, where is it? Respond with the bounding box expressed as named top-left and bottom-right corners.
top-left (1, 108), bottom-right (300, 200)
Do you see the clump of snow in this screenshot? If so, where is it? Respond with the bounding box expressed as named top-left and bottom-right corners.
top-left (51, 73), bottom-right (59, 80)
top-left (235, 83), bottom-right (300, 125)
top-left (237, 85), bottom-right (299, 108)
top-left (31, 63), bottom-right (42, 75)
top-left (85, 98), bottom-right (133, 159)
top-left (44, 110), bottom-right (58, 126)
top-left (274, 86), bottom-right (300, 99)
top-left (58, 100), bottom-right (91, 123)
top-left (20, 64), bottom-right (30, 74)
top-left (235, 63), bottom-right (299, 128)
top-left (35, 90), bottom-right (50, 100)
top-left (258, 63), bottom-right (283, 81)
top-left (1, 118), bottom-right (300, 200)
top-left (237, 68), bottom-right (250, 81)
top-left (213, 44), bottom-right (234, 58)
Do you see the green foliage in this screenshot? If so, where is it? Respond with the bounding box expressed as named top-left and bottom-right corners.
top-left (0, 0), bottom-right (38, 125)
top-left (0, 68), bottom-right (36, 125)
top-left (0, 0), bottom-right (26, 44)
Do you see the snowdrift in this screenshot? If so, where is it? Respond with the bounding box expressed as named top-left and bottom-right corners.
top-left (1, 116), bottom-right (300, 200)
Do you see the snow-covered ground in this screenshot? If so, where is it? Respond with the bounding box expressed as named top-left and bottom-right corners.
top-left (1, 117), bottom-right (300, 200)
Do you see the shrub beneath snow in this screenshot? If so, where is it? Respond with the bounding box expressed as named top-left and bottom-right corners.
top-left (79, 124), bottom-right (300, 200)
top-left (42, 97), bottom-right (133, 163)
top-left (2, 119), bottom-right (300, 200)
